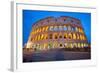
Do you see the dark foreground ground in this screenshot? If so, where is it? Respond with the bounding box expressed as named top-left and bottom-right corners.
top-left (23, 49), bottom-right (91, 62)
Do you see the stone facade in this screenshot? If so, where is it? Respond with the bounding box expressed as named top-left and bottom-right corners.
top-left (25, 16), bottom-right (89, 51)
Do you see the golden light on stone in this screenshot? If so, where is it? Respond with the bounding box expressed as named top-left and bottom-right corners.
top-left (26, 16), bottom-right (89, 51)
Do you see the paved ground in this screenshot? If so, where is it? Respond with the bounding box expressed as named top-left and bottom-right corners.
top-left (23, 49), bottom-right (91, 62)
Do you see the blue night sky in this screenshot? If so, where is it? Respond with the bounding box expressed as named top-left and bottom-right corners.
top-left (23, 10), bottom-right (91, 46)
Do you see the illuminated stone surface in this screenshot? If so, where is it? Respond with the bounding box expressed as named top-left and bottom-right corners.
top-left (25, 16), bottom-right (89, 51)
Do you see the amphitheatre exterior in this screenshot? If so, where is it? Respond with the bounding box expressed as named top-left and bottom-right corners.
top-left (24, 16), bottom-right (90, 52)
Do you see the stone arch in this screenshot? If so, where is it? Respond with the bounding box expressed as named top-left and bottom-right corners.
top-left (68, 33), bottom-right (72, 39)
top-left (73, 33), bottom-right (76, 40)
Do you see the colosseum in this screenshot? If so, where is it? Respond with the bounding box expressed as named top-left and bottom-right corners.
top-left (25, 16), bottom-right (90, 52)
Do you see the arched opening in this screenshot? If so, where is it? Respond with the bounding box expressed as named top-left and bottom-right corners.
top-left (53, 42), bottom-right (58, 48)
top-left (77, 34), bottom-right (79, 40)
top-left (48, 42), bottom-right (53, 49)
top-left (59, 43), bottom-right (63, 48)
top-left (80, 34), bottom-right (83, 40)
top-left (81, 43), bottom-right (84, 48)
top-left (54, 26), bottom-right (58, 31)
top-left (59, 35), bottom-right (62, 39)
top-left (73, 33), bottom-right (76, 40)
top-left (73, 43), bottom-right (77, 48)
top-left (68, 33), bottom-right (72, 39)
top-left (63, 25), bottom-right (67, 31)
top-left (49, 26), bottom-right (54, 31)
top-left (41, 34), bottom-right (44, 40)
top-left (43, 43), bottom-right (48, 50)
top-left (64, 33), bottom-right (67, 39)
top-left (49, 34), bottom-right (53, 39)
top-left (45, 26), bottom-right (49, 31)
top-left (68, 26), bottom-right (71, 31)
top-left (78, 43), bottom-right (80, 48)
top-left (59, 26), bottom-right (63, 31)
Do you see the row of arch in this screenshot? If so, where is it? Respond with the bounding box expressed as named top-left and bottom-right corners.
top-left (35, 17), bottom-right (80, 26)
top-left (31, 25), bottom-right (84, 35)
top-left (32, 32), bottom-right (86, 42)
top-left (32, 42), bottom-right (88, 51)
